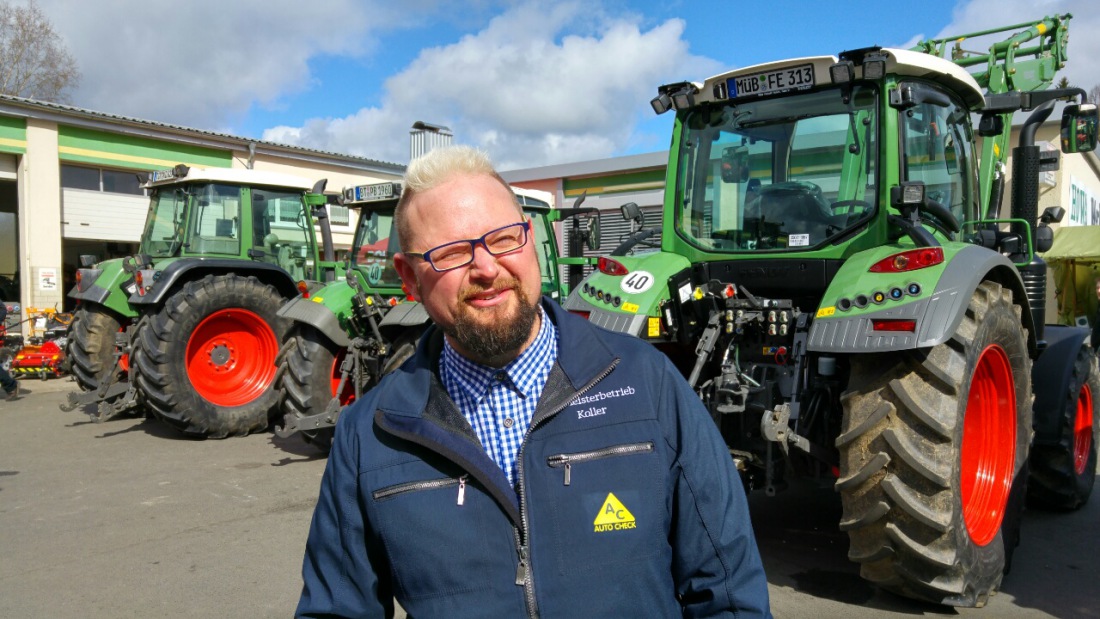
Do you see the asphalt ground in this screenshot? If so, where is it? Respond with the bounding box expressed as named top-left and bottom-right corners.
top-left (1, 376), bottom-right (1097, 618)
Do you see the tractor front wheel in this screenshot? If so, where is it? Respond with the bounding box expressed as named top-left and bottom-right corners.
top-left (836, 281), bottom-right (1032, 607)
top-left (1028, 345), bottom-right (1100, 509)
top-left (277, 326), bottom-right (355, 452)
top-left (69, 304), bottom-right (128, 391)
top-left (136, 274), bottom-right (290, 438)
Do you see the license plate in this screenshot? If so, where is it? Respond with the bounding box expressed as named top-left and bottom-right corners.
top-left (353, 183), bottom-right (395, 202)
top-left (728, 64), bottom-right (814, 98)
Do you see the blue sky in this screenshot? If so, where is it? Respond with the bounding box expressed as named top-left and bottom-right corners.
top-left (35, 0), bottom-right (1100, 170)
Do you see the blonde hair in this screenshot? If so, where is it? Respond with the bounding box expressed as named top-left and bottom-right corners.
top-left (395, 145), bottom-right (518, 251)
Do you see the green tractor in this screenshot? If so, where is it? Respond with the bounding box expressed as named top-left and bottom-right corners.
top-left (64, 164), bottom-right (341, 438)
top-left (563, 15), bottom-right (1099, 607)
top-left (275, 182), bottom-right (598, 451)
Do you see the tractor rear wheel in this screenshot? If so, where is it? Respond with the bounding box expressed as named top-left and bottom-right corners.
top-left (136, 274), bottom-right (289, 438)
top-left (836, 281), bottom-right (1032, 607)
top-left (278, 326), bottom-right (355, 452)
top-left (69, 304), bottom-right (128, 391)
top-left (1028, 345), bottom-right (1099, 509)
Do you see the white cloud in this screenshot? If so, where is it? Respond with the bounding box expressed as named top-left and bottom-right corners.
top-left (36, 0), bottom-right (401, 128)
top-left (262, 2), bottom-right (723, 169)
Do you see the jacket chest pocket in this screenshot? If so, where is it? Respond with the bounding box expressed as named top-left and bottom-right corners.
top-left (370, 474), bottom-right (491, 600)
top-left (542, 441), bottom-right (665, 574)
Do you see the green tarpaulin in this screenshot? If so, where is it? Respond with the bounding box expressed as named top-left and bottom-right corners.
top-left (1040, 226), bottom-right (1100, 325)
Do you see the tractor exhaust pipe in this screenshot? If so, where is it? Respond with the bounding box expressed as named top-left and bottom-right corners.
top-left (1010, 101), bottom-right (1055, 342)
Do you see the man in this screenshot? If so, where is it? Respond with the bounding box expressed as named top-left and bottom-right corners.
top-left (0, 303), bottom-right (18, 400)
top-left (296, 146), bottom-right (771, 618)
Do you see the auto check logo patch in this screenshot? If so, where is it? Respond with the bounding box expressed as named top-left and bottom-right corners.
top-left (593, 492), bottom-right (636, 532)
top-left (571, 386), bottom-right (635, 420)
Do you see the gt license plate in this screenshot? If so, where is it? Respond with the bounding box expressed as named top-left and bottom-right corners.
top-left (728, 64), bottom-right (814, 98)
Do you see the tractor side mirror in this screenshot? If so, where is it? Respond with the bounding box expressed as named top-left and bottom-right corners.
top-left (620, 202), bottom-right (643, 225)
top-left (721, 146), bottom-right (750, 183)
top-left (1061, 103), bottom-right (1099, 153)
top-left (585, 215), bottom-right (600, 251)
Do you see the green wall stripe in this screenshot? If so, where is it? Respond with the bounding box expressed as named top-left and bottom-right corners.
top-left (563, 169), bottom-right (665, 194)
top-left (0, 115), bottom-right (27, 154)
top-left (57, 125), bottom-right (231, 170)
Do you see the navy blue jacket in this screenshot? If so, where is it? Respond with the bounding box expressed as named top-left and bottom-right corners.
top-left (297, 298), bottom-right (771, 618)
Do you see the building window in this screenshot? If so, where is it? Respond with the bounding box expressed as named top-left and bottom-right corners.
top-left (60, 164), bottom-right (145, 196)
top-left (330, 205), bottom-right (350, 227)
top-left (60, 165), bottom-right (99, 190)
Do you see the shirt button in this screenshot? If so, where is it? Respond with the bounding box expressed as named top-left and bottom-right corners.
top-left (494, 372), bottom-right (506, 382)
top-left (503, 418), bottom-right (515, 428)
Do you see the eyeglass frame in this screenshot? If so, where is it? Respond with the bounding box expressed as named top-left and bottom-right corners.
top-left (403, 219), bottom-right (531, 272)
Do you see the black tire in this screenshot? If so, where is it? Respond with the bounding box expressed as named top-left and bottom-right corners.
top-left (1028, 345), bottom-right (1099, 510)
top-left (836, 281), bottom-right (1032, 607)
top-left (135, 274), bottom-right (290, 438)
top-left (277, 326), bottom-right (354, 452)
top-left (69, 304), bottom-right (126, 391)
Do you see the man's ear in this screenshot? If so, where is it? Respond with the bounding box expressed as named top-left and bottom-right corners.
top-left (393, 253), bottom-right (419, 294)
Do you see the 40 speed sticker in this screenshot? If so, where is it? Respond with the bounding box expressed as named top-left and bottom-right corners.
top-left (620, 270), bottom-right (655, 294)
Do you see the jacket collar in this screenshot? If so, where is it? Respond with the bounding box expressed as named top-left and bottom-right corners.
top-left (372, 297), bottom-right (620, 523)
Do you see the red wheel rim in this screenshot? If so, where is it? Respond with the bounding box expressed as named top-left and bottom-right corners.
top-left (1073, 382), bottom-right (1094, 476)
top-left (186, 309), bottom-right (278, 407)
top-left (329, 348), bottom-right (355, 406)
top-left (961, 344), bottom-right (1016, 547)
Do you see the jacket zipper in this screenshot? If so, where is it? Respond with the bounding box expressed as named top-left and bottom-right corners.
top-left (546, 442), bottom-right (655, 486)
top-left (372, 474), bottom-right (468, 506)
top-left (514, 359), bottom-right (619, 618)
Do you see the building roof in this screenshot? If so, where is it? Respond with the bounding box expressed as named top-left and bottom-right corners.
top-left (0, 93), bottom-right (404, 175)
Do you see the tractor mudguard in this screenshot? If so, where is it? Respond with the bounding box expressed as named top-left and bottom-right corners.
top-left (1031, 324), bottom-right (1092, 446)
top-left (129, 259), bottom-right (298, 306)
top-left (808, 244), bottom-right (1034, 353)
top-left (277, 296), bottom-right (352, 347)
top-left (378, 302), bottom-right (430, 341)
top-left (67, 259), bottom-right (138, 318)
top-left (561, 252), bottom-right (691, 337)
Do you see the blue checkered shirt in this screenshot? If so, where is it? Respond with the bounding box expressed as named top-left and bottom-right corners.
top-left (440, 309), bottom-right (558, 488)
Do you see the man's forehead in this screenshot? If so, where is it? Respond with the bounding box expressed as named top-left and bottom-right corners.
top-left (408, 175), bottom-right (516, 214)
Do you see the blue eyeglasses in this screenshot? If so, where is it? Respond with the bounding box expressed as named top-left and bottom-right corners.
top-left (405, 220), bottom-right (530, 272)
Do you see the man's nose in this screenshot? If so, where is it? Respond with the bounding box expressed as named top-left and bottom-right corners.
top-left (467, 243), bottom-right (500, 278)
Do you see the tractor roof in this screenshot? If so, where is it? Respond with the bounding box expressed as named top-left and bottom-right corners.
top-left (145, 165), bottom-right (315, 191)
top-left (690, 48), bottom-right (985, 111)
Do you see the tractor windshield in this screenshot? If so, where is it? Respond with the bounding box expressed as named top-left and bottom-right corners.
top-left (140, 187), bottom-right (188, 257)
top-left (351, 207), bottom-right (402, 288)
top-left (675, 84), bottom-right (878, 252)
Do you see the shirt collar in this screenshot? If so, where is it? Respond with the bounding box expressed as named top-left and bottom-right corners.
top-left (442, 307), bottom-right (557, 400)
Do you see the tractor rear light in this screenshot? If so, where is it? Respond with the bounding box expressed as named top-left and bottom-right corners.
top-left (570, 310), bottom-right (591, 320)
top-left (598, 256), bottom-right (629, 276)
top-left (297, 280), bottom-right (310, 298)
top-left (75, 271), bottom-right (82, 286)
top-left (869, 247), bottom-right (944, 273)
top-left (871, 319), bottom-right (917, 332)
top-left (723, 284), bottom-right (736, 298)
top-left (388, 297), bottom-right (399, 307)
top-left (134, 271), bottom-right (145, 296)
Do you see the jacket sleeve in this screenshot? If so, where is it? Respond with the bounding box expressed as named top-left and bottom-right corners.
top-left (296, 400), bottom-right (394, 619)
top-left (659, 356), bottom-right (772, 618)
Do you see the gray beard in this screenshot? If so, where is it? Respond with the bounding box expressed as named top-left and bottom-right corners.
top-left (446, 285), bottom-right (539, 367)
